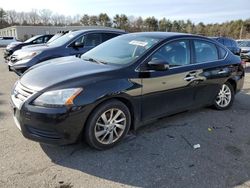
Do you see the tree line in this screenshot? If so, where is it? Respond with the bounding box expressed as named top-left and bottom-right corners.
top-left (0, 8), bottom-right (249, 39)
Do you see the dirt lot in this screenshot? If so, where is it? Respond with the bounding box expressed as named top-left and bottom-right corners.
top-left (1, 49), bottom-right (250, 188)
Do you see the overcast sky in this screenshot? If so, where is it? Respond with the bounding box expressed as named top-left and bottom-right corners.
top-left (1, 0), bottom-right (250, 23)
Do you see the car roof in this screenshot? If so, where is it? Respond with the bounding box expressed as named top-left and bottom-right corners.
top-left (210, 36), bottom-right (235, 40)
top-left (125, 32), bottom-right (211, 40)
top-left (69, 29), bottom-right (126, 35)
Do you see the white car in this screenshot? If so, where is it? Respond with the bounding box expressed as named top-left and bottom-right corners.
top-left (0, 37), bottom-right (18, 47)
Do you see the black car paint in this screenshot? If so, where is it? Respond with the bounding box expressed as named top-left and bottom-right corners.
top-left (212, 37), bottom-right (241, 56)
top-left (4, 34), bottom-right (53, 59)
top-left (8, 30), bottom-right (126, 75)
top-left (11, 33), bottom-right (244, 145)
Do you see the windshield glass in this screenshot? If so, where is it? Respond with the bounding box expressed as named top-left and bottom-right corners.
top-left (237, 41), bottom-right (250, 47)
top-left (47, 34), bottom-right (63, 43)
top-left (81, 34), bottom-right (161, 65)
top-left (24, 36), bottom-right (40, 43)
top-left (48, 32), bottom-right (77, 47)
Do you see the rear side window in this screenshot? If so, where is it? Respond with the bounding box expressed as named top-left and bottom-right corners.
top-left (102, 33), bottom-right (120, 42)
top-left (218, 47), bottom-right (227, 59)
top-left (194, 40), bottom-right (219, 63)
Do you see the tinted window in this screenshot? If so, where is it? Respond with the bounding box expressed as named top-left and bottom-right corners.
top-left (151, 40), bottom-right (190, 67)
top-left (2, 37), bottom-right (14, 40)
top-left (44, 36), bottom-right (50, 43)
top-left (33, 37), bottom-right (43, 44)
top-left (194, 40), bottom-right (218, 63)
top-left (73, 35), bottom-right (85, 44)
top-left (102, 33), bottom-right (120, 42)
top-left (84, 33), bottom-right (102, 47)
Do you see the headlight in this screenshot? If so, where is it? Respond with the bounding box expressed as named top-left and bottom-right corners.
top-left (33, 88), bottom-right (83, 107)
top-left (16, 51), bottom-right (41, 60)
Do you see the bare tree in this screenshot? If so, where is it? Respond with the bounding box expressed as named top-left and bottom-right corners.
top-left (29, 9), bottom-right (40, 25)
top-left (39, 9), bottom-right (52, 25)
top-left (6, 10), bottom-right (18, 25)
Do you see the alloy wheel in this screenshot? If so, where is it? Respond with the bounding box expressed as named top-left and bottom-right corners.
top-left (94, 108), bottom-right (126, 145)
top-left (215, 84), bottom-right (232, 108)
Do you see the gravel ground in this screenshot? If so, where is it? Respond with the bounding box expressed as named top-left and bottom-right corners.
top-left (1, 49), bottom-right (250, 188)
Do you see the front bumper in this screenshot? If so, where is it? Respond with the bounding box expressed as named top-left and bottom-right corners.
top-left (7, 57), bottom-right (38, 76)
top-left (10, 95), bottom-right (88, 145)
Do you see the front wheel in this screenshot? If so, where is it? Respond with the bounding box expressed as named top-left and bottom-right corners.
top-left (84, 100), bottom-right (131, 150)
top-left (213, 82), bottom-right (235, 110)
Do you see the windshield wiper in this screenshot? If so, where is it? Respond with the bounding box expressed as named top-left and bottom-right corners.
top-left (82, 57), bottom-right (107, 65)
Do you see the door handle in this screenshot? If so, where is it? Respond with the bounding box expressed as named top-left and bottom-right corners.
top-left (218, 70), bottom-right (227, 74)
top-left (184, 76), bottom-right (195, 81)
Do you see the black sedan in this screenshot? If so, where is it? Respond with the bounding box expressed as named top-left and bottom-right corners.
top-left (11, 32), bottom-right (245, 150)
top-left (4, 34), bottom-right (53, 60)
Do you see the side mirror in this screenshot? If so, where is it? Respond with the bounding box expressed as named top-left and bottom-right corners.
top-left (148, 59), bottom-right (169, 71)
top-left (74, 41), bottom-right (84, 48)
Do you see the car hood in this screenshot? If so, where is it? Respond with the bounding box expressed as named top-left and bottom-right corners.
top-left (6, 41), bottom-right (23, 49)
top-left (20, 56), bottom-right (117, 91)
top-left (16, 44), bottom-right (52, 53)
top-left (22, 43), bottom-right (48, 49)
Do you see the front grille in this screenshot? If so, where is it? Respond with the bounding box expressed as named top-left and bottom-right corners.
top-left (14, 82), bottom-right (35, 102)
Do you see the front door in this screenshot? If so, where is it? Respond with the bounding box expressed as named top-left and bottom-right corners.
top-left (139, 40), bottom-right (200, 121)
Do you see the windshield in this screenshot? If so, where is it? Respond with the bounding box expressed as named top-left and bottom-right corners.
top-left (48, 32), bottom-right (77, 47)
top-left (47, 34), bottom-right (63, 43)
top-left (81, 34), bottom-right (161, 65)
top-left (237, 41), bottom-right (250, 47)
top-left (24, 36), bottom-right (40, 43)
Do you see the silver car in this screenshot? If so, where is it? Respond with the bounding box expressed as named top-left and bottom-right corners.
top-left (237, 39), bottom-right (250, 61)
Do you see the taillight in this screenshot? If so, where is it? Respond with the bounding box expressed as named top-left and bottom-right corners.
top-left (241, 60), bottom-right (246, 69)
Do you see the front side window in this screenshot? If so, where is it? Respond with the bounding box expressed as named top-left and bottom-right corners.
top-left (150, 40), bottom-right (190, 67)
top-left (84, 33), bottom-right (102, 47)
top-left (194, 40), bottom-right (218, 63)
top-left (73, 35), bottom-right (85, 45)
top-left (33, 37), bottom-right (43, 44)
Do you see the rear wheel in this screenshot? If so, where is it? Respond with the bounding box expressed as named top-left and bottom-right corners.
top-left (213, 82), bottom-right (235, 110)
top-left (84, 100), bottom-right (131, 150)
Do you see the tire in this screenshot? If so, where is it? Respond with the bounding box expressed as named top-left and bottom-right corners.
top-left (84, 99), bottom-right (131, 150)
top-left (213, 82), bottom-right (235, 110)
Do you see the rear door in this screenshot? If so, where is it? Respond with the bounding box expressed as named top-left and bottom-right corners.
top-left (191, 39), bottom-right (230, 107)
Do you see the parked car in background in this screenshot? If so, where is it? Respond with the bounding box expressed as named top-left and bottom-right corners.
top-left (11, 32), bottom-right (244, 150)
top-left (0, 37), bottom-right (18, 47)
top-left (211, 37), bottom-right (241, 56)
top-left (4, 34), bottom-right (53, 60)
top-left (237, 39), bottom-right (250, 62)
top-left (7, 29), bottom-right (126, 75)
